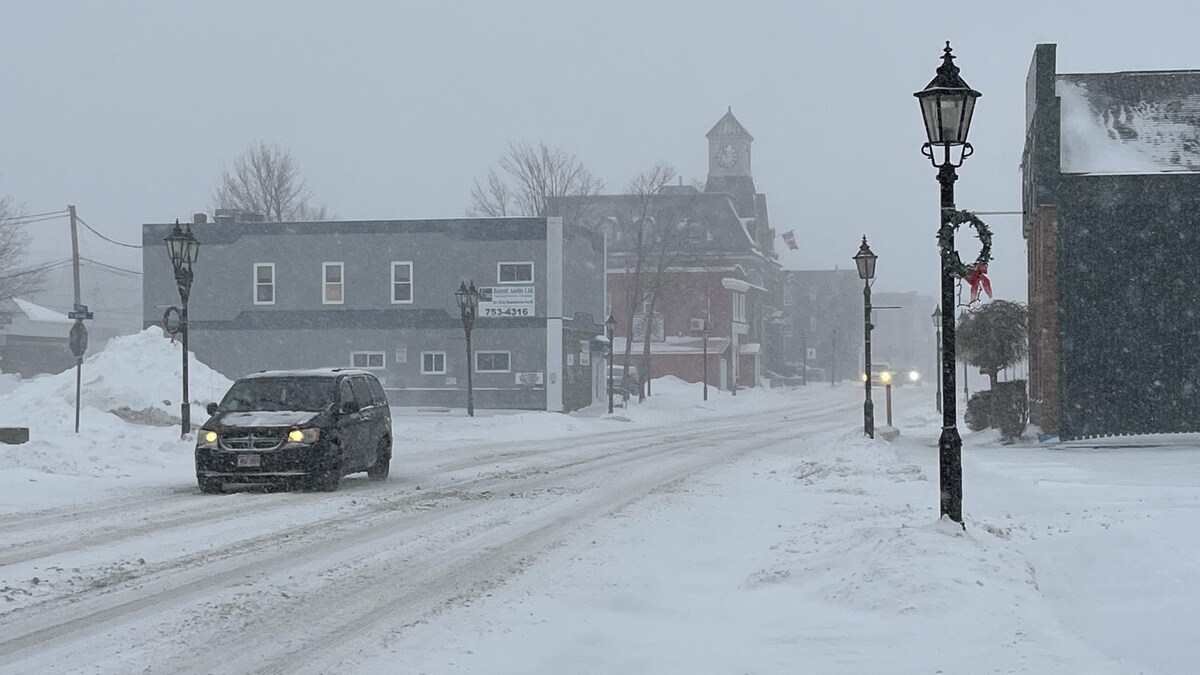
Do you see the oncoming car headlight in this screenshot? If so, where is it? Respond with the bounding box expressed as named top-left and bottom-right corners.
top-left (908, 370), bottom-right (920, 382)
top-left (287, 428), bottom-right (321, 444)
top-left (880, 371), bottom-right (892, 384)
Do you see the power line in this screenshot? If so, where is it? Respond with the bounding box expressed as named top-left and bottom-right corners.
top-left (0, 258), bottom-right (73, 281)
top-left (80, 256), bottom-right (141, 276)
top-left (0, 208), bottom-right (70, 225)
top-left (76, 214), bottom-right (143, 249)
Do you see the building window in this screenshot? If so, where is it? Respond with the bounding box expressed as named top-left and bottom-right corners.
top-left (498, 262), bottom-right (534, 284)
top-left (351, 351), bottom-right (385, 369)
top-left (254, 263), bottom-right (275, 305)
top-left (323, 262), bottom-right (344, 305)
top-left (421, 351), bottom-right (446, 375)
top-left (475, 351), bottom-right (511, 373)
top-left (733, 292), bottom-right (746, 323)
top-left (392, 261), bottom-right (413, 304)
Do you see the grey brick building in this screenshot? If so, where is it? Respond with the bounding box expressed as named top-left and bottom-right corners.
top-left (142, 216), bottom-right (606, 412)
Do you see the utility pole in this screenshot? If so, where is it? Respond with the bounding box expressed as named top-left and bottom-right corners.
top-left (67, 205), bottom-right (86, 434)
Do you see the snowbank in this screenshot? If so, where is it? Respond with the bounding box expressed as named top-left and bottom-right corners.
top-left (0, 327), bottom-right (231, 479)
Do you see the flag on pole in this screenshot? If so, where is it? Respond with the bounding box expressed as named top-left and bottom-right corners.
top-left (781, 230), bottom-right (798, 251)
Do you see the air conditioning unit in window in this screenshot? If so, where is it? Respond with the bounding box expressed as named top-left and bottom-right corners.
top-left (690, 318), bottom-right (708, 332)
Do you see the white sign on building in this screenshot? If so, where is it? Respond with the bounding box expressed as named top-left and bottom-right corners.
top-left (479, 286), bottom-right (536, 318)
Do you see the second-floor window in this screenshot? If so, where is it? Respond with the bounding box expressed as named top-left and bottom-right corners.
top-left (421, 351), bottom-right (446, 374)
top-left (254, 263), bottom-right (275, 305)
top-left (498, 262), bottom-right (533, 284)
top-left (323, 262), bottom-right (344, 305)
top-left (392, 262), bottom-right (413, 304)
top-left (733, 292), bottom-right (747, 323)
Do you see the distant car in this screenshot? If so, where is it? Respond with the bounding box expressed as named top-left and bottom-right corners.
top-left (608, 366), bottom-right (640, 402)
top-left (861, 363), bottom-right (894, 387)
top-left (195, 369), bottom-right (392, 494)
top-left (898, 367), bottom-right (923, 385)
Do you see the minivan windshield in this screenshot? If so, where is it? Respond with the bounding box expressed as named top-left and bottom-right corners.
top-left (219, 377), bottom-right (338, 412)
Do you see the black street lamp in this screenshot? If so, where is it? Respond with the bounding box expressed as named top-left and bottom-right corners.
top-left (165, 219), bottom-right (200, 439)
top-left (605, 313), bottom-right (617, 414)
top-left (455, 281), bottom-right (481, 417)
top-left (931, 306), bottom-right (943, 414)
top-left (916, 41), bottom-right (981, 525)
top-left (854, 236), bottom-right (878, 438)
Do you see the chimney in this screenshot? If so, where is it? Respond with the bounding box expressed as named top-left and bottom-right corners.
top-left (193, 213), bottom-right (208, 224)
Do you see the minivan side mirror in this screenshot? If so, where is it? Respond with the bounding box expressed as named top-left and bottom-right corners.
top-left (340, 400), bottom-right (361, 415)
top-left (206, 402), bottom-right (219, 416)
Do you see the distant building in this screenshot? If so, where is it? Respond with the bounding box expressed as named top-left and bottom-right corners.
top-left (558, 109), bottom-right (782, 390)
top-left (1023, 43), bottom-right (1200, 438)
top-left (779, 269), bottom-right (860, 383)
top-left (0, 297), bottom-right (72, 377)
top-left (142, 216), bottom-right (606, 412)
top-left (870, 291), bottom-right (937, 378)
top-left (28, 258), bottom-right (142, 348)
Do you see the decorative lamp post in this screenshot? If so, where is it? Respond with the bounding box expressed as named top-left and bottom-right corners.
top-left (853, 236), bottom-right (878, 438)
top-left (605, 313), bottom-right (617, 414)
top-left (165, 219), bottom-right (200, 439)
top-left (916, 41), bottom-right (982, 525)
top-left (455, 281), bottom-right (481, 417)
top-left (931, 306), bottom-right (942, 413)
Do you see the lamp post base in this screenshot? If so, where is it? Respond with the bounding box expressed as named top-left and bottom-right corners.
top-left (938, 425), bottom-right (963, 525)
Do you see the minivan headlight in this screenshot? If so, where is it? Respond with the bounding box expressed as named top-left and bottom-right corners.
top-left (288, 428), bottom-right (321, 444)
top-left (198, 430), bottom-right (218, 447)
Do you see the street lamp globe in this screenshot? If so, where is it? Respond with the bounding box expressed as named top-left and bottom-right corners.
top-left (455, 281), bottom-right (480, 315)
top-left (164, 219), bottom-right (200, 275)
top-left (915, 41), bottom-right (982, 151)
top-left (853, 236), bottom-right (877, 281)
top-left (931, 306), bottom-right (942, 328)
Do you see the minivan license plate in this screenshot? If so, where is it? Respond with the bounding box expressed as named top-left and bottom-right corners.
top-left (237, 454), bottom-right (261, 468)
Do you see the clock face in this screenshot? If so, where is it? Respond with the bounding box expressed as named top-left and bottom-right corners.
top-left (716, 143), bottom-right (739, 169)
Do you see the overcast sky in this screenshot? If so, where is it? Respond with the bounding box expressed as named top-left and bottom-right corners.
top-left (3, 1), bottom-right (1199, 301)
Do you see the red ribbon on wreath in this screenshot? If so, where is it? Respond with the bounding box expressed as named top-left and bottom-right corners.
top-left (964, 262), bottom-right (992, 301)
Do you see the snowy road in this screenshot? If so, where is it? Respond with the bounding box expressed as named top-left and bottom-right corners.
top-left (0, 395), bottom-right (834, 674)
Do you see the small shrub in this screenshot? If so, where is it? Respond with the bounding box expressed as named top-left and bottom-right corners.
top-left (992, 380), bottom-right (1029, 441)
top-left (965, 390), bottom-right (995, 432)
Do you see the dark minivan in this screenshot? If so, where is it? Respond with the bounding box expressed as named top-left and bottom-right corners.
top-left (195, 369), bottom-right (392, 493)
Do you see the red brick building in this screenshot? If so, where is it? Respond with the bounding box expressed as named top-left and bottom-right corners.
top-left (561, 110), bottom-right (782, 390)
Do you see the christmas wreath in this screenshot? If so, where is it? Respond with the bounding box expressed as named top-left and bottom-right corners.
top-left (938, 209), bottom-right (993, 302)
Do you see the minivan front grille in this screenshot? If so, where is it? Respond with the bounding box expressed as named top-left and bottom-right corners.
top-left (220, 429), bottom-right (285, 451)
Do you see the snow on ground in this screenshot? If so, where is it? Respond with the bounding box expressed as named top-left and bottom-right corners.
top-left (2, 331), bottom-right (1199, 673)
top-left (351, 385), bottom-right (1155, 674)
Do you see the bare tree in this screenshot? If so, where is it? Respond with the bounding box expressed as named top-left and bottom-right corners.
top-left (598, 163), bottom-right (703, 401)
top-left (212, 142), bottom-right (330, 221)
top-left (0, 193), bottom-right (42, 322)
top-left (468, 141), bottom-right (602, 217)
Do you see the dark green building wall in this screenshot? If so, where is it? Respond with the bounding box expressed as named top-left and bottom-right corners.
top-left (1056, 174), bottom-right (1200, 437)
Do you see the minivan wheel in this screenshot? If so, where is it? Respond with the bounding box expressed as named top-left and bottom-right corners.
top-left (198, 477), bottom-right (224, 494)
top-left (367, 437), bottom-right (391, 481)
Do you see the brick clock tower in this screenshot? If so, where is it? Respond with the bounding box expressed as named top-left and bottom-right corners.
top-left (704, 108), bottom-right (757, 215)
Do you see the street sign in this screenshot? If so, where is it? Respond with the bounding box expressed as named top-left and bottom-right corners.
top-left (68, 303), bottom-right (94, 321)
top-left (68, 320), bottom-right (88, 359)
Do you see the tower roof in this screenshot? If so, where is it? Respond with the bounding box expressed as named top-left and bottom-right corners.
top-left (706, 107), bottom-right (754, 141)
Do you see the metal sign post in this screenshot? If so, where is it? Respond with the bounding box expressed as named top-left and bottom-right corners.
top-left (68, 317), bottom-right (89, 433)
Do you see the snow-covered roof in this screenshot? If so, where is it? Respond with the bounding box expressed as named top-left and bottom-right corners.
top-left (12, 298), bottom-right (70, 323)
top-left (1058, 73), bottom-right (1200, 174)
